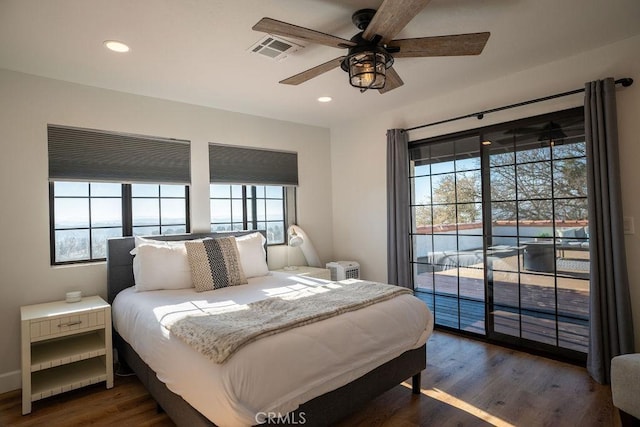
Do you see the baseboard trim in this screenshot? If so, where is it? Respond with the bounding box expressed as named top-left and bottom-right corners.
top-left (0, 370), bottom-right (21, 394)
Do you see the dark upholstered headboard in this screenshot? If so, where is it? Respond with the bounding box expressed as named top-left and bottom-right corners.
top-left (106, 231), bottom-right (267, 304)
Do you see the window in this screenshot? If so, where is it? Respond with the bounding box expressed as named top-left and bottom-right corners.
top-left (48, 124), bottom-right (191, 265)
top-left (131, 184), bottom-right (188, 236)
top-left (210, 184), bottom-right (287, 244)
top-left (51, 182), bottom-right (189, 264)
top-left (208, 143), bottom-right (298, 245)
top-left (51, 182), bottom-right (123, 263)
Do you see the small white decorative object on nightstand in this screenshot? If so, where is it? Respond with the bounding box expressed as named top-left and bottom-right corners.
top-left (20, 295), bottom-right (113, 414)
top-left (65, 290), bottom-right (82, 303)
top-left (275, 265), bottom-right (331, 280)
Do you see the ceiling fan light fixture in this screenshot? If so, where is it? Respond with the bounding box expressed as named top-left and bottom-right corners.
top-left (341, 45), bottom-right (393, 91)
top-left (348, 52), bottom-right (386, 90)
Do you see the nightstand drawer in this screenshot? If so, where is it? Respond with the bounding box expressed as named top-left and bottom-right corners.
top-left (29, 310), bottom-right (105, 342)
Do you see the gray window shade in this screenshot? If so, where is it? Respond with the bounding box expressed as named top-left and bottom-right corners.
top-left (48, 125), bottom-right (190, 184)
top-left (209, 143), bottom-right (298, 186)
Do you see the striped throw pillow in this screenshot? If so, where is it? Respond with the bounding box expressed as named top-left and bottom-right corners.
top-left (185, 237), bottom-right (248, 292)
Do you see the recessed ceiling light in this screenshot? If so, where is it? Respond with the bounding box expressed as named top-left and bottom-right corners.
top-left (482, 140), bottom-right (492, 145)
top-left (104, 40), bottom-right (130, 53)
top-left (317, 96), bottom-right (332, 103)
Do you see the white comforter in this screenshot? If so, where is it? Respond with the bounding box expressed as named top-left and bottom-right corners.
top-left (112, 272), bottom-right (433, 427)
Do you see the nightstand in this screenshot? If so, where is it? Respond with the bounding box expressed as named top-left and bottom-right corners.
top-left (274, 266), bottom-right (332, 280)
top-left (20, 295), bottom-right (113, 414)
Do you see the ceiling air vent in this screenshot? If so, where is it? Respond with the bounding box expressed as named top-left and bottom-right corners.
top-left (248, 35), bottom-right (303, 62)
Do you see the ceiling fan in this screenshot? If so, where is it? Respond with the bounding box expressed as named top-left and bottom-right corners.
top-left (252, 0), bottom-right (490, 94)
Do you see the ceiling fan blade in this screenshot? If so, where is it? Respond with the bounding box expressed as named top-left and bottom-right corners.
top-left (379, 67), bottom-right (404, 94)
top-left (280, 56), bottom-right (346, 85)
top-left (253, 18), bottom-right (356, 49)
top-left (362, 0), bottom-right (432, 43)
top-left (390, 32), bottom-right (491, 57)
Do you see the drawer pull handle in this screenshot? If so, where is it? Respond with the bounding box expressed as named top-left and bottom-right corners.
top-left (58, 321), bottom-right (82, 327)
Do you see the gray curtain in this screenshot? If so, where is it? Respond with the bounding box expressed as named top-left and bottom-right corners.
top-left (585, 78), bottom-right (635, 384)
top-left (386, 129), bottom-right (412, 288)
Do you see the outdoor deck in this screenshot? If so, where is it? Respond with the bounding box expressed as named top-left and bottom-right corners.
top-left (414, 249), bottom-right (589, 353)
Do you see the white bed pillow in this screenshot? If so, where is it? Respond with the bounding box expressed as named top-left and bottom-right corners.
top-left (235, 232), bottom-right (269, 278)
top-left (130, 236), bottom-right (157, 255)
top-left (133, 243), bottom-right (193, 291)
top-left (130, 236), bottom-right (193, 255)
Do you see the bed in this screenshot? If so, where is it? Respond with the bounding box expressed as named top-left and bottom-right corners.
top-left (107, 231), bottom-right (433, 426)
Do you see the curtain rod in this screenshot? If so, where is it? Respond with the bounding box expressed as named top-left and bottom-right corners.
top-left (405, 78), bottom-right (634, 133)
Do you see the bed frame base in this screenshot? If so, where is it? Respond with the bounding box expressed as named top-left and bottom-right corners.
top-left (115, 332), bottom-right (425, 426)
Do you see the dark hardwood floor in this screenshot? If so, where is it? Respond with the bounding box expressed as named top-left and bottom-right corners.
top-left (0, 331), bottom-right (617, 427)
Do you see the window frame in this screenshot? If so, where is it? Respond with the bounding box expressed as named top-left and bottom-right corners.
top-left (49, 182), bottom-right (190, 265)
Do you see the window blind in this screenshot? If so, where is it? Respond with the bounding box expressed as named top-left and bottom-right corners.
top-left (209, 143), bottom-right (298, 186)
top-left (48, 125), bottom-right (191, 184)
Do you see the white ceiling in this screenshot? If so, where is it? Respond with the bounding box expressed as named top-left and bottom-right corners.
top-left (1, 0), bottom-right (639, 128)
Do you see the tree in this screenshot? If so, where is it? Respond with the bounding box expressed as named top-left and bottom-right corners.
top-left (489, 142), bottom-right (588, 221)
top-left (413, 141), bottom-right (588, 230)
top-left (429, 173), bottom-right (481, 226)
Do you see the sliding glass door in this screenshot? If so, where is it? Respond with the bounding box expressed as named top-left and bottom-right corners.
top-left (411, 135), bottom-right (485, 334)
top-left (410, 108), bottom-right (589, 360)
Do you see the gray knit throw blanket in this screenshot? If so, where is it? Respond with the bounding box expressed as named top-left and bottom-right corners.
top-left (168, 280), bottom-right (411, 363)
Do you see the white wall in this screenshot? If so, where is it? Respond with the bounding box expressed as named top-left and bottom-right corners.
top-left (331, 34), bottom-right (640, 351)
top-left (0, 69), bottom-right (333, 391)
